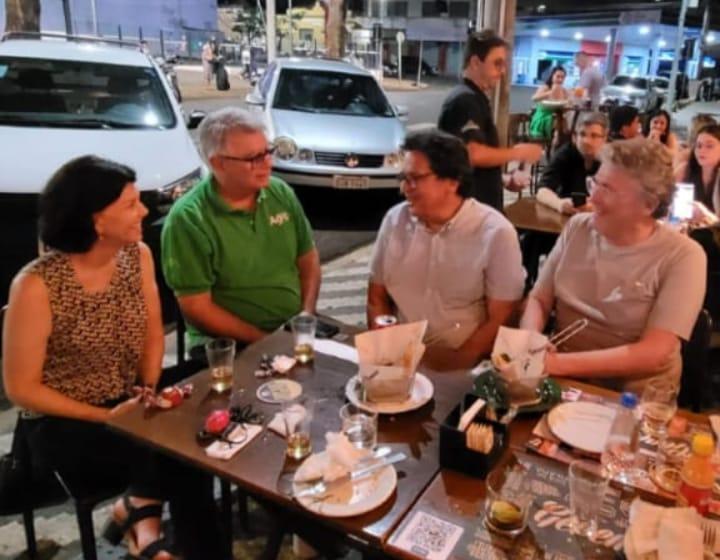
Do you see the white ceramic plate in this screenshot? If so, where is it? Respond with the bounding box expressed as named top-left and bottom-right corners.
top-left (546, 401), bottom-right (616, 454)
top-left (292, 453), bottom-right (397, 517)
top-left (256, 379), bottom-right (303, 404)
top-left (344, 373), bottom-right (434, 415)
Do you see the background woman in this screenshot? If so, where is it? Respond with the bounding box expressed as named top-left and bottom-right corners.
top-left (521, 138), bottom-right (706, 394)
top-left (643, 109), bottom-right (679, 156)
top-left (675, 124), bottom-right (720, 227)
top-left (2, 156), bottom-right (219, 559)
top-left (530, 66), bottom-right (570, 140)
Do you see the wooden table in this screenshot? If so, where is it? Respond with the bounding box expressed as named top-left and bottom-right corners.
top-left (107, 327), bottom-right (475, 555)
top-left (504, 197), bottom-right (568, 235)
top-left (386, 380), bottom-right (710, 560)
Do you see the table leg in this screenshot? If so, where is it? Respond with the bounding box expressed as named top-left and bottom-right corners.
top-left (220, 479), bottom-right (233, 559)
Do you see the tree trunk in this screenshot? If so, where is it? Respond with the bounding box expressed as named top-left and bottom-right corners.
top-left (5, 0), bottom-right (41, 32)
top-left (320, 0), bottom-right (346, 59)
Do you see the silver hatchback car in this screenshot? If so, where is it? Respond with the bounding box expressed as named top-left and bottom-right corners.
top-left (246, 57), bottom-right (406, 190)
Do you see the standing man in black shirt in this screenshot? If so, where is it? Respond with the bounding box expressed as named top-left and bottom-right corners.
top-left (438, 30), bottom-right (543, 212)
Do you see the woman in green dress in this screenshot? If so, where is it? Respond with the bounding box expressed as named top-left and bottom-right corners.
top-left (530, 66), bottom-right (569, 140)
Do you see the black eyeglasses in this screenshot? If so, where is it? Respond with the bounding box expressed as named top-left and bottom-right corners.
top-left (218, 146), bottom-right (276, 167)
top-left (398, 171), bottom-right (435, 186)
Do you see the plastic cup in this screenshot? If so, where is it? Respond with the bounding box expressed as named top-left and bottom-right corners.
top-left (205, 338), bottom-right (235, 393)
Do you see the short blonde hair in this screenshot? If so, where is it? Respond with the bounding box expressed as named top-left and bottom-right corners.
top-left (600, 138), bottom-right (674, 219)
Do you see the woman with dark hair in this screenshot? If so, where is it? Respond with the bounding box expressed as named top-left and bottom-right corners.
top-left (675, 124), bottom-right (720, 226)
top-left (530, 66), bottom-right (569, 140)
top-left (2, 156), bottom-right (219, 559)
top-left (643, 109), bottom-right (679, 156)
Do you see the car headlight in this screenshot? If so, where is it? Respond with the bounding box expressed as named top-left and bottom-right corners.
top-left (297, 148), bottom-right (315, 163)
top-left (156, 167), bottom-right (204, 208)
top-left (384, 151), bottom-right (404, 169)
top-left (273, 137), bottom-right (298, 160)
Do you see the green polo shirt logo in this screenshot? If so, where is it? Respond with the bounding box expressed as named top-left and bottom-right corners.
top-left (269, 211), bottom-right (290, 226)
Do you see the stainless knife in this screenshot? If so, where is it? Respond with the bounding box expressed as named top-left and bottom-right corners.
top-left (293, 451), bottom-right (407, 499)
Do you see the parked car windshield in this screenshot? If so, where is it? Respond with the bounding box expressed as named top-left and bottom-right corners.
top-left (273, 68), bottom-right (394, 117)
top-left (611, 76), bottom-right (648, 90)
top-left (0, 56), bottom-right (176, 129)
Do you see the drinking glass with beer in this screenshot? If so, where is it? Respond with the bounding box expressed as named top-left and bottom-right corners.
top-left (291, 313), bottom-right (317, 364)
top-left (205, 337), bottom-right (236, 393)
top-left (282, 395), bottom-right (314, 460)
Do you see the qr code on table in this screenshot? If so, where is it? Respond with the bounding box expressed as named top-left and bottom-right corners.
top-left (394, 511), bottom-right (464, 560)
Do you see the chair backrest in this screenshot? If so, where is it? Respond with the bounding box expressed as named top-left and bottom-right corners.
top-left (679, 309), bottom-right (712, 412)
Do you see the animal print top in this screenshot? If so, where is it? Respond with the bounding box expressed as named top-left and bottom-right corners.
top-left (24, 243), bottom-right (147, 405)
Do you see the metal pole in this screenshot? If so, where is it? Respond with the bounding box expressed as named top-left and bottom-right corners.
top-left (416, 40), bottom-right (423, 86)
top-left (62, 0), bottom-right (73, 35)
top-left (605, 27), bottom-right (618, 81)
top-left (697, 1), bottom-right (710, 79)
top-left (266, 0), bottom-right (277, 62)
top-left (90, 0), bottom-right (99, 35)
top-left (288, 0), bottom-right (293, 55)
top-left (475, 0), bottom-right (484, 30)
top-left (118, 24), bottom-right (122, 41)
top-left (667, 0), bottom-right (689, 111)
top-left (160, 29), bottom-right (166, 58)
top-left (398, 41), bottom-right (402, 81)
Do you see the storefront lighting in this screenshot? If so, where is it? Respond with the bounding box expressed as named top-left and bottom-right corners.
top-left (707, 33), bottom-right (716, 44)
top-left (658, 38), bottom-right (666, 48)
top-left (537, 4), bottom-right (546, 12)
top-left (540, 28), bottom-right (550, 37)
top-left (639, 25), bottom-right (651, 35)
top-left (604, 35), bottom-right (611, 43)
top-left (574, 32), bottom-right (583, 40)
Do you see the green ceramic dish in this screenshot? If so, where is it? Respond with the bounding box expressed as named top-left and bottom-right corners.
top-left (472, 371), bottom-right (562, 414)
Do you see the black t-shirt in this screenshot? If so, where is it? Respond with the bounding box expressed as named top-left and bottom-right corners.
top-left (540, 142), bottom-right (599, 198)
top-left (438, 79), bottom-right (502, 211)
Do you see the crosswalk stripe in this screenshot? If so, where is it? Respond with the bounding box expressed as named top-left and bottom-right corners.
top-left (319, 279), bottom-right (367, 294)
top-left (324, 265), bottom-right (369, 278)
top-left (318, 293), bottom-right (367, 309)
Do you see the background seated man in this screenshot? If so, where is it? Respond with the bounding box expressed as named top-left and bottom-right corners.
top-left (161, 108), bottom-right (321, 359)
top-left (520, 138), bottom-right (706, 394)
top-left (367, 129), bottom-right (525, 371)
top-left (536, 112), bottom-right (607, 215)
top-left (609, 105), bottom-right (641, 141)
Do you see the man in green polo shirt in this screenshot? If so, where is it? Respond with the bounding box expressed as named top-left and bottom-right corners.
top-left (161, 107), bottom-right (321, 355)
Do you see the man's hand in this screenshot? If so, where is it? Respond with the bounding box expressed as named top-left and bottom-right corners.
top-left (512, 143), bottom-right (543, 164)
top-left (559, 200), bottom-right (579, 216)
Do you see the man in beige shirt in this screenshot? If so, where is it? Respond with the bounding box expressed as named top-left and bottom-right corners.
top-left (521, 138), bottom-right (706, 393)
top-left (368, 129), bottom-right (525, 371)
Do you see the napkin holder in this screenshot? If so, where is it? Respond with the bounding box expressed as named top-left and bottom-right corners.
top-left (439, 393), bottom-right (506, 479)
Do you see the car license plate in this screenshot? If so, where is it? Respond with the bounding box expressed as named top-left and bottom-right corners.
top-left (333, 175), bottom-right (370, 189)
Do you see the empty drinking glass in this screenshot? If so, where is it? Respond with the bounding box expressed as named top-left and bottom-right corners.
top-left (282, 395), bottom-right (314, 460)
top-left (291, 314), bottom-right (316, 364)
top-left (205, 338), bottom-right (235, 393)
top-left (339, 403), bottom-right (378, 450)
top-left (568, 460), bottom-right (608, 539)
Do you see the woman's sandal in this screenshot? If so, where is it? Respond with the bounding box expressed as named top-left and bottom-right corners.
top-left (102, 495), bottom-right (174, 559)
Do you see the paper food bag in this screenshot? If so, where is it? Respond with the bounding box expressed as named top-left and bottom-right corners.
top-left (491, 326), bottom-right (548, 400)
top-left (354, 320), bottom-right (427, 403)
